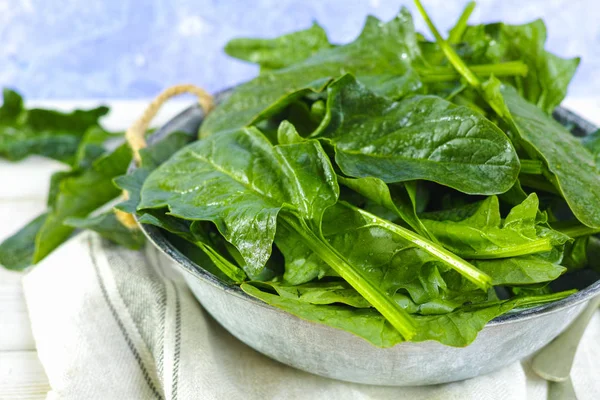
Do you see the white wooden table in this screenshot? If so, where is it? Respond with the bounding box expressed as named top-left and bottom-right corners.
top-left (0, 97), bottom-right (599, 398)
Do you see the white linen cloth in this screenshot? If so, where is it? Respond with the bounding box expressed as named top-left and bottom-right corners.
top-left (21, 232), bottom-right (600, 400)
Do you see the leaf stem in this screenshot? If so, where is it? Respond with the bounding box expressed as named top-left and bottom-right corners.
top-left (448, 1), bottom-right (476, 44)
top-left (414, 0), bottom-right (482, 89)
top-left (343, 202), bottom-right (492, 291)
top-left (280, 214), bottom-right (417, 340)
top-left (519, 159), bottom-right (544, 175)
top-left (512, 289), bottom-right (577, 308)
top-left (197, 242), bottom-right (247, 283)
top-left (459, 238), bottom-right (554, 259)
top-left (419, 61), bottom-right (528, 83)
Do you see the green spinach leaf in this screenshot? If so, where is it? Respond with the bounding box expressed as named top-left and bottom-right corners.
top-left (139, 127), bottom-right (418, 339)
top-left (200, 8), bottom-right (423, 136)
top-left (313, 74), bottom-right (519, 195)
top-left (459, 20), bottom-right (579, 113)
top-left (0, 89), bottom-right (109, 163)
top-left (421, 194), bottom-right (569, 259)
top-left (242, 283), bottom-right (574, 347)
top-left (225, 23), bottom-right (332, 70)
top-left (0, 213), bottom-right (48, 270)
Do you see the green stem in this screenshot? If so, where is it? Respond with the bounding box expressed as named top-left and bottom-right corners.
top-left (448, 1), bottom-right (476, 44)
top-left (464, 289), bottom-right (576, 311)
top-left (551, 221), bottom-right (600, 238)
top-left (419, 61), bottom-right (528, 83)
top-left (414, 0), bottom-right (482, 89)
top-left (280, 214), bottom-right (417, 340)
top-left (459, 238), bottom-right (554, 259)
top-left (196, 242), bottom-right (247, 282)
top-left (513, 289), bottom-right (577, 308)
top-left (344, 203), bottom-right (492, 291)
top-left (519, 159), bottom-right (544, 175)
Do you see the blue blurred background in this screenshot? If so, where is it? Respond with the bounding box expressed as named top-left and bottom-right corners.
top-left (1, 0), bottom-right (597, 99)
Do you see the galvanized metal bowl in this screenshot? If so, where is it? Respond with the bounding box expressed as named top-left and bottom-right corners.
top-left (135, 95), bottom-right (600, 386)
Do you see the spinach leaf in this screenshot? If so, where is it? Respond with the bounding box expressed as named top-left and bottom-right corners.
top-left (255, 281), bottom-right (371, 308)
top-left (242, 283), bottom-right (574, 347)
top-left (458, 20), bottom-right (579, 113)
top-left (255, 280), bottom-right (486, 315)
top-left (275, 222), bottom-right (331, 285)
top-left (73, 126), bottom-right (114, 169)
top-left (0, 142), bottom-right (132, 269)
top-left (414, 2), bottom-right (600, 229)
top-left (421, 194), bottom-right (569, 259)
top-left (138, 211), bottom-right (247, 282)
top-left (65, 211), bottom-right (145, 250)
top-left (33, 143), bottom-right (132, 262)
top-left (139, 127), bottom-right (338, 274)
top-left (200, 8), bottom-right (423, 136)
top-left (0, 88), bottom-right (109, 163)
top-left (0, 213), bottom-right (48, 270)
top-left (497, 83), bottom-right (600, 229)
top-left (114, 131), bottom-right (194, 214)
top-left (139, 127), bottom-right (418, 339)
top-left (338, 176), bottom-right (431, 239)
top-left (276, 200), bottom-right (490, 298)
top-left (472, 256), bottom-right (566, 285)
top-left (313, 74), bottom-right (519, 195)
top-left (225, 23), bottom-right (332, 70)
top-left (561, 237), bottom-right (590, 271)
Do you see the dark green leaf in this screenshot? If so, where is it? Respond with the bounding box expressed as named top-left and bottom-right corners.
top-left (314, 74), bottom-right (519, 195)
top-left (460, 20), bottom-right (579, 113)
top-left (73, 126), bottom-right (113, 169)
top-left (495, 82), bottom-right (600, 228)
top-left (139, 127), bottom-right (338, 276)
top-left (0, 213), bottom-right (48, 270)
top-left (200, 8), bottom-right (423, 136)
top-left (114, 130), bottom-right (195, 214)
top-left (33, 143), bottom-right (132, 262)
top-left (0, 89), bottom-right (109, 163)
top-left (256, 281), bottom-right (372, 308)
top-left (139, 127), bottom-right (419, 339)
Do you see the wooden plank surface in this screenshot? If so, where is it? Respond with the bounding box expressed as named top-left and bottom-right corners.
top-left (0, 351), bottom-right (51, 400)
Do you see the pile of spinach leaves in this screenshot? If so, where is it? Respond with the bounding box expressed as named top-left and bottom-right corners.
top-left (2, 1), bottom-right (600, 347)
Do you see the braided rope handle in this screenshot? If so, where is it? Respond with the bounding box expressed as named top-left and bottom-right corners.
top-left (126, 84), bottom-right (214, 163)
top-left (115, 84), bottom-right (214, 229)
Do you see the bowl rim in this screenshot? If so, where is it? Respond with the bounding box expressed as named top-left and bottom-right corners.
top-left (134, 96), bottom-right (600, 329)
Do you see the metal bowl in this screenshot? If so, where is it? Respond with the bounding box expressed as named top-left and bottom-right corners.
top-left (135, 95), bottom-right (600, 386)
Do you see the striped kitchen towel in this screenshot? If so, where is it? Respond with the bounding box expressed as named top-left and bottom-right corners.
top-left (22, 232), bottom-right (600, 400)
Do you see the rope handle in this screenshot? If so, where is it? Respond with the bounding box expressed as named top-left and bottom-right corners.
top-left (126, 84), bottom-right (214, 163)
top-left (116, 84), bottom-right (214, 229)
